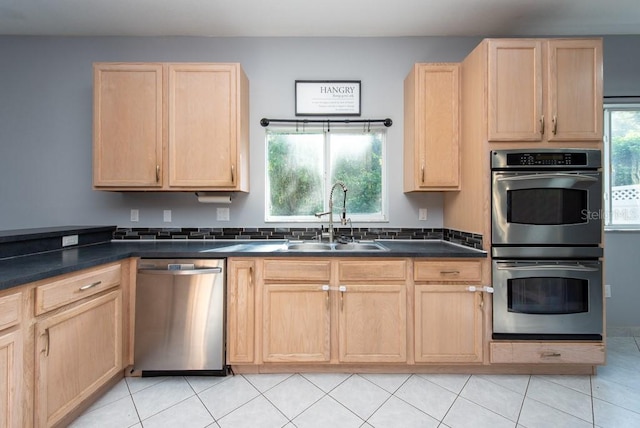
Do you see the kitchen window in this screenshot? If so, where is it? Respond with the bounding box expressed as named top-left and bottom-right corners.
top-left (265, 127), bottom-right (387, 222)
top-left (604, 104), bottom-right (640, 229)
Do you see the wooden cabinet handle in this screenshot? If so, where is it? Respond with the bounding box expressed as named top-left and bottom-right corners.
top-left (156, 165), bottom-right (160, 182)
top-left (540, 115), bottom-right (545, 135)
top-left (421, 163), bottom-right (425, 183)
top-left (79, 281), bottom-right (101, 291)
top-left (541, 351), bottom-right (561, 358)
top-left (231, 165), bottom-right (235, 184)
top-left (339, 285), bottom-right (347, 311)
top-left (322, 285), bottom-right (330, 308)
top-left (440, 270), bottom-right (460, 275)
top-left (44, 328), bottom-right (50, 357)
top-left (552, 115), bottom-right (558, 135)
top-left (248, 267), bottom-right (253, 287)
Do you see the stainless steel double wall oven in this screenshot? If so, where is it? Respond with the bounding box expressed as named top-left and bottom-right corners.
top-left (491, 149), bottom-right (603, 339)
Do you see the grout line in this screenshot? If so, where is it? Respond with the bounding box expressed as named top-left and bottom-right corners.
top-left (590, 375), bottom-right (596, 428)
top-left (124, 377), bottom-right (143, 426)
top-left (448, 373), bottom-right (473, 419)
top-left (515, 375), bottom-right (532, 426)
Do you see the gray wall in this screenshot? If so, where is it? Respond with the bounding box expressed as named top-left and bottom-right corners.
top-left (602, 36), bottom-right (640, 330)
top-left (1, 35), bottom-right (639, 328)
top-left (0, 36), bottom-right (482, 230)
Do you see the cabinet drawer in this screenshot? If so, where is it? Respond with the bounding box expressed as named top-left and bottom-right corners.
top-left (0, 291), bottom-right (21, 330)
top-left (35, 263), bottom-right (122, 315)
top-left (339, 260), bottom-right (407, 281)
top-left (490, 342), bottom-right (605, 364)
top-left (414, 260), bottom-right (482, 282)
top-left (263, 259), bottom-right (331, 282)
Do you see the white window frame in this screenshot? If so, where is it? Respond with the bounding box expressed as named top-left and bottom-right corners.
top-left (603, 103), bottom-right (640, 231)
top-left (264, 127), bottom-right (388, 223)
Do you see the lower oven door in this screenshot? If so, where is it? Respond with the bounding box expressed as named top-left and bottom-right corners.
top-left (492, 260), bottom-right (603, 338)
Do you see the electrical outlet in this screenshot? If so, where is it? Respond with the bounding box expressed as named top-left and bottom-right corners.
top-left (130, 209), bottom-right (139, 222)
top-left (419, 208), bottom-right (428, 221)
top-left (163, 210), bottom-right (172, 222)
top-left (62, 235), bottom-right (78, 247)
top-left (605, 284), bottom-right (611, 298)
top-left (217, 207), bottom-right (230, 221)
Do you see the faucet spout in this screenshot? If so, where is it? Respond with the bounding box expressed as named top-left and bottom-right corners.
top-left (323, 181), bottom-right (348, 243)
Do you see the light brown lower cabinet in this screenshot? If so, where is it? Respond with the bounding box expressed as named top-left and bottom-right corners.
top-left (0, 261), bottom-right (129, 428)
top-left (413, 259), bottom-right (485, 363)
top-left (261, 259), bottom-right (332, 363)
top-left (0, 328), bottom-right (23, 428)
top-left (230, 258), bottom-right (410, 365)
top-left (338, 283), bottom-right (407, 363)
top-left (337, 260), bottom-right (407, 363)
top-left (263, 282), bottom-right (331, 362)
top-left (490, 341), bottom-right (606, 364)
top-left (226, 259), bottom-right (256, 364)
top-left (414, 284), bottom-right (483, 363)
top-left (35, 290), bottom-right (122, 427)
top-left (0, 289), bottom-right (24, 428)
top-left (227, 256), bottom-right (604, 370)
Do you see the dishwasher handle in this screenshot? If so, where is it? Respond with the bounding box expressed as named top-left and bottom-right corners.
top-left (138, 267), bottom-right (223, 275)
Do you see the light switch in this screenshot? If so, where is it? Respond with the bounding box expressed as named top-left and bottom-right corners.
top-left (163, 210), bottom-right (172, 222)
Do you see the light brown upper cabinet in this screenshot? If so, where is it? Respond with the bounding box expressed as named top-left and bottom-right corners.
top-left (93, 63), bottom-right (249, 191)
top-left (404, 63), bottom-right (460, 191)
top-left (488, 39), bottom-right (603, 142)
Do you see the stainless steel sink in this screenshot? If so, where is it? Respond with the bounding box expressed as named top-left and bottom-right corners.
top-left (200, 240), bottom-right (388, 253)
top-left (285, 242), bottom-right (334, 251)
top-left (285, 241), bottom-right (388, 252)
top-left (334, 242), bottom-right (387, 251)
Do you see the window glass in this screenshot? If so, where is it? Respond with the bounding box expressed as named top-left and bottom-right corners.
top-left (604, 105), bottom-right (640, 229)
top-left (266, 128), bottom-right (386, 222)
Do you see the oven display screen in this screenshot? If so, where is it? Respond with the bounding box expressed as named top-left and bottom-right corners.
top-left (506, 152), bottom-right (588, 166)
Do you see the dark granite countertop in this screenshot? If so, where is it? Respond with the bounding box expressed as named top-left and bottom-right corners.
top-left (0, 226), bottom-right (116, 243)
top-left (0, 239), bottom-right (486, 292)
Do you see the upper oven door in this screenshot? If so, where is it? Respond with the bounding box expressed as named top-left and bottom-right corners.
top-left (492, 171), bottom-right (602, 246)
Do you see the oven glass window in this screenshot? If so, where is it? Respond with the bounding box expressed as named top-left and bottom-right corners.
top-left (507, 188), bottom-right (587, 225)
top-left (507, 277), bottom-right (589, 314)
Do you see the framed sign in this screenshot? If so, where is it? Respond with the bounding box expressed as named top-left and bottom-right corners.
top-left (295, 80), bottom-right (361, 116)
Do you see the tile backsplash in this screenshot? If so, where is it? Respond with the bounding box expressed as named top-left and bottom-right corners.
top-left (113, 227), bottom-right (484, 250)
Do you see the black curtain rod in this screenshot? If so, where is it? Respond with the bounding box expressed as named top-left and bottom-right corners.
top-left (260, 118), bottom-right (393, 127)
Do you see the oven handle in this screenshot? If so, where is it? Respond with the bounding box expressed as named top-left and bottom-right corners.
top-left (496, 173), bottom-right (598, 182)
top-left (496, 264), bottom-right (599, 272)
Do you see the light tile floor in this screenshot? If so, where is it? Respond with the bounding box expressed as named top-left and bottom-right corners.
top-left (70, 337), bottom-right (640, 428)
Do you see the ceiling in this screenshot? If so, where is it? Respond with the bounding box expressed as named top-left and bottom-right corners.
top-left (0, 0), bottom-right (639, 37)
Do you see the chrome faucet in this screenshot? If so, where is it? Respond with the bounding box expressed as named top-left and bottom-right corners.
top-left (315, 181), bottom-right (348, 243)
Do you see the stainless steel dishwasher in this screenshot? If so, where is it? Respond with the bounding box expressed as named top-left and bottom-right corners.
top-left (134, 258), bottom-right (226, 376)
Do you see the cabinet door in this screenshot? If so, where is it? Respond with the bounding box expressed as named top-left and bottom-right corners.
top-left (547, 39), bottom-right (603, 142)
top-left (93, 63), bottom-right (163, 187)
top-left (405, 64), bottom-right (460, 190)
top-left (488, 40), bottom-right (544, 142)
top-left (263, 283), bottom-right (330, 362)
top-left (227, 260), bottom-right (255, 364)
top-left (168, 64), bottom-right (238, 188)
top-left (35, 290), bottom-right (122, 428)
top-left (0, 329), bottom-right (22, 428)
top-left (414, 284), bottom-right (483, 363)
top-left (338, 284), bottom-right (406, 363)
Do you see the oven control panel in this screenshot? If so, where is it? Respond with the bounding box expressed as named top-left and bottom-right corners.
top-left (491, 149), bottom-right (601, 169)
top-left (507, 152), bottom-right (586, 166)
